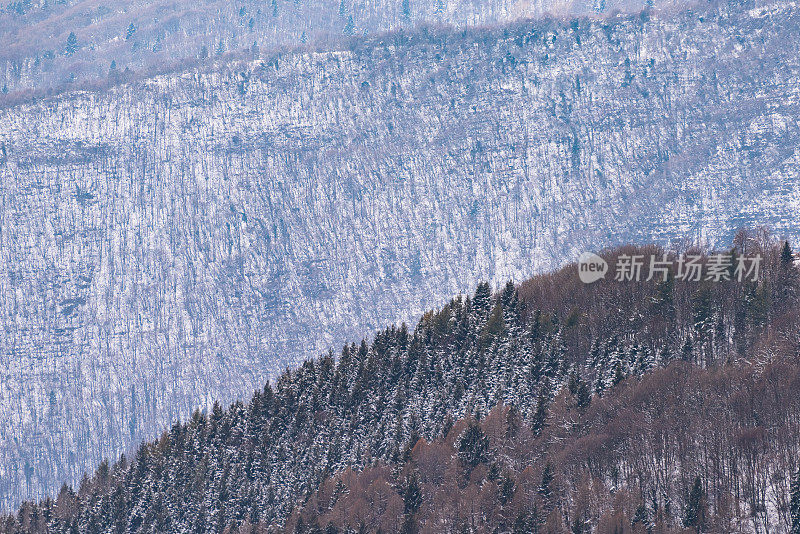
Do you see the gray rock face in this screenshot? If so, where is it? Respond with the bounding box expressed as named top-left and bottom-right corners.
top-left (1, 1), bottom-right (800, 510)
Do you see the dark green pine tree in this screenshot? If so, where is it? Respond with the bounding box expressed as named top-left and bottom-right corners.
top-left (611, 359), bottom-right (626, 387)
top-left (538, 463), bottom-right (555, 513)
top-left (500, 280), bottom-right (521, 334)
top-left (538, 464), bottom-right (553, 498)
top-left (473, 282), bottom-right (492, 316)
top-left (483, 302), bottom-right (506, 340)
top-left (681, 335), bottom-right (694, 363)
top-left (777, 241), bottom-right (799, 315)
top-left (513, 509), bottom-right (538, 534)
top-left (457, 421), bottom-right (489, 469)
top-left (531, 389), bottom-right (548, 436)
top-left (571, 509), bottom-right (588, 534)
top-left (402, 472), bottom-right (422, 514)
top-left (498, 474), bottom-right (515, 505)
top-left (692, 286), bottom-right (713, 338)
top-left (684, 476), bottom-right (706, 533)
top-left (575, 375), bottom-right (591, 409)
top-left (782, 241), bottom-right (795, 266)
top-left (791, 466), bottom-right (800, 534)
top-left (125, 23), bottom-right (136, 40)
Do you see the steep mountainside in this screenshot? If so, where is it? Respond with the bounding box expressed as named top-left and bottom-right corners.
top-left (0, 0), bottom-right (700, 99)
top-left (2, 1), bottom-right (800, 510)
top-left (291, 361), bottom-right (800, 533)
top-left (2, 237), bottom-right (799, 533)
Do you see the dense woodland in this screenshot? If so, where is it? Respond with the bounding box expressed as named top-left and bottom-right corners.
top-left (0, 0), bottom-right (667, 101)
top-left (2, 232), bottom-right (800, 533)
top-left (4, 1), bottom-right (800, 509)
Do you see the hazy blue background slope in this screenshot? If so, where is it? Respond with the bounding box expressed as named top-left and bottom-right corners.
top-left (1, 0), bottom-right (800, 510)
top-left (1, 0), bottom-right (710, 98)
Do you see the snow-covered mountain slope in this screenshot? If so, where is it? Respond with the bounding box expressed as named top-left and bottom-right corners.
top-left (1, 1), bottom-right (800, 510)
top-left (0, 0), bottom-right (702, 99)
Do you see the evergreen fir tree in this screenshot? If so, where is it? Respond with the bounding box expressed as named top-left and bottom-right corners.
top-left (782, 241), bottom-right (795, 266)
top-left (402, 472), bottom-right (422, 514)
top-left (681, 336), bottom-right (694, 363)
top-left (791, 466), bottom-right (800, 534)
top-left (531, 389), bottom-right (548, 436)
top-left (457, 422), bottom-right (489, 469)
top-left (611, 360), bottom-right (626, 387)
top-left (483, 302), bottom-right (506, 340)
top-left (473, 282), bottom-right (492, 316)
top-left (538, 464), bottom-right (555, 513)
top-left (684, 476), bottom-right (705, 532)
top-left (777, 241), bottom-right (799, 315)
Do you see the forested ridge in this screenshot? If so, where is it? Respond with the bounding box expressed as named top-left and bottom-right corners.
top-left (5, 0), bottom-right (800, 510)
top-left (3, 233), bottom-right (800, 533)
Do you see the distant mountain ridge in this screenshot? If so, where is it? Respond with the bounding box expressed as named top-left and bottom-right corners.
top-left (0, 0), bottom-right (736, 100)
top-left (2, 0), bottom-right (800, 511)
top-left (0, 0), bottom-right (716, 100)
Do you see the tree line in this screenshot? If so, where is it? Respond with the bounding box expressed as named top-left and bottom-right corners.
top-left (1, 233), bottom-right (798, 533)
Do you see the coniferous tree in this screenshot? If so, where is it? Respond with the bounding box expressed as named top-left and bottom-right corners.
top-left (684, 476), bottom-right (705, 533)
top-left (473, 282), bottom-right (492, 316)
top-left (400, 513), bottom-right (418, 534)
top-left (457, 422), bottom-right (489, 470)
top-left (681, 336), bottom-right (694, 363)
top-left (538, 464), bottom-right (555, 513)
top-left (402, 472), bottom-right (422, 515)
top-left (484, 303), bottom-right (506, 340)
top-left (5, 254), bottom-right (800, 533)
top-left (499, 474), bottom-right (515, 505)
top-left (791, 467), bottom-right (800, 534)
top-left (611, 359), bottom-right (626, 387)
top-left (782, 241), bottom-right (795, 266)
top-left (777, 241), bottom-right (799, 315)
top-left (531, 389), bottom-right (548, 436)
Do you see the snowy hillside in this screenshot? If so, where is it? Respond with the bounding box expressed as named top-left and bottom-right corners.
top-left (1, 0), bottom-right (800, 510)
top-left (0, 0), bottom-right (703, 98)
